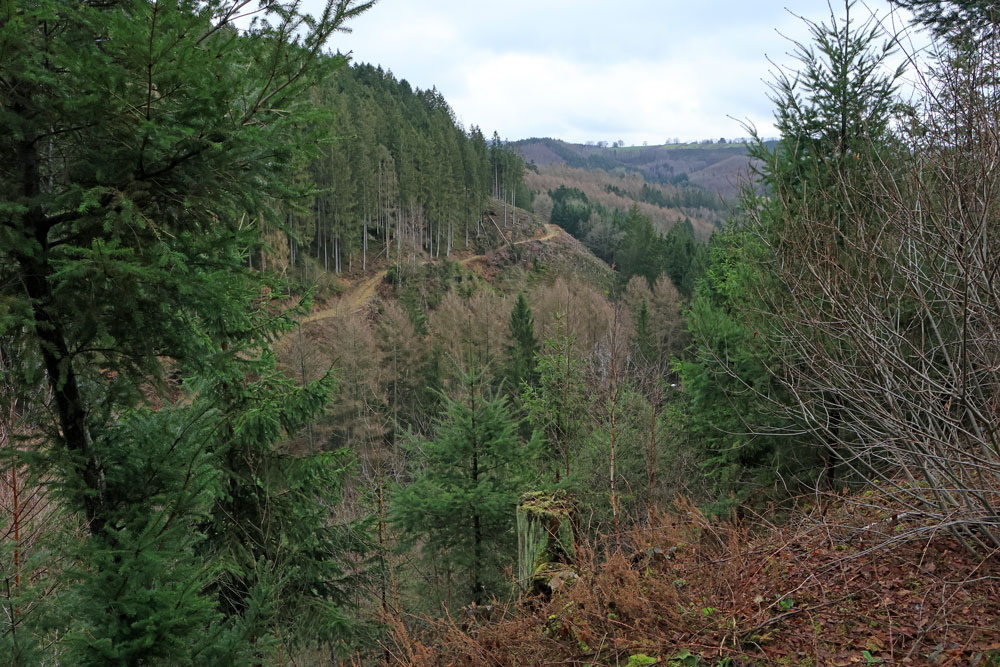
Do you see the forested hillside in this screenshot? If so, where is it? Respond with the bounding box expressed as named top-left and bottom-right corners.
top-left (514, 138), bottom-right (734, 287)
top-left (515, 137), bottom-right (756, 199)
top-left (383, 2), bottom-right (1000, 664)
top-left (3, 0), bottom-right (1000, 665)
top-left (526, 164), bottom-right (723, 239)
top-left (278, 62), bottom-right (529, 276)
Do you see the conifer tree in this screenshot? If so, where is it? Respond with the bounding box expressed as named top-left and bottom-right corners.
top-left (393, 370), bottom-right (537, 606)
top-left (679, 0), bottom-right (903, 507)
top-left (614, 206), bottom-right (668, 288)
top-left (506, 293), bottom-right (540, 390)
top-left (890, 0), bottom-right (997, 40)
top-left (1, 0), bottom-right (375, 658)
top-left (524, 316), bottom-right (588, 481)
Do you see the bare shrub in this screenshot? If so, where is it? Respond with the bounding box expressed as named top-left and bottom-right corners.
top-left (744, 31), bottom-right (1000, 551)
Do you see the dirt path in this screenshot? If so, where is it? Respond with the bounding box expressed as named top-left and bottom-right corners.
top-left (302, 223), bottom-right (562, 325)
top-left (302, 270), bottom-right (388, 323)
top-left (530, 223), bottom-right (560, 244)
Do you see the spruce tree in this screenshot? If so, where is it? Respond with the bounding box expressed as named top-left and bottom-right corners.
top-left (393, 370), bottom-right (537, 606)
top-left (679, 0), bottom-right (904, 508)
top-left (890, 0), bottom-right (997, 39)
top-left (523, 316), bottom-right (588, 482)
top-left (506, 293), bottom-right (540, 390)
top-left (614, 206), bottom-right (668, 288)
top-left (1, 0), bottom-right (375, 658)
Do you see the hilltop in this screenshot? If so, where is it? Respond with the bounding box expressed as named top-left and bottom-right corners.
top-left (513, 137), bottom-right (758, 200)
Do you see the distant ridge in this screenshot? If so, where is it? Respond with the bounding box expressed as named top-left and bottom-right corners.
top-left (512, 137), bottom-right (757, 200)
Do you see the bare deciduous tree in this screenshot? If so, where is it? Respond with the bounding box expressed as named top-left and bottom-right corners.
top-left (743, 27), bottom-right (1000, 552)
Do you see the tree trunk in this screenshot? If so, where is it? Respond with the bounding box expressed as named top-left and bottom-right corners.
top-left (516, 492), bottom-right (576, 595)
top-left (15, 135), bottom-right (107, 534)
top-left (470, 387), bottom-right (481, 604)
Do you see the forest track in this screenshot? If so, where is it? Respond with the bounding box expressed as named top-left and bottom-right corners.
top-left (301, 223), bottom-right (562, 324)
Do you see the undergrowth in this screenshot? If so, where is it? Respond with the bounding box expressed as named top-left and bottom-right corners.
top-left (382, 494), bottom-right (1000, 666)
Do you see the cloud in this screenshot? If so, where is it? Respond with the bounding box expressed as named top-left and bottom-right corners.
top-left (331, 0), bottom-right (912, 142)
top-left (451, 53), bottom-right (753, 144)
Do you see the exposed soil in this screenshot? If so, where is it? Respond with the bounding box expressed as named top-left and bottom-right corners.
top-left (302, 224), bottom-right (562, 324)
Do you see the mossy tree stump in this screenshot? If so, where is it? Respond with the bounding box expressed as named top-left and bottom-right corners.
top-left (517, 491), bottom-right (577, 595)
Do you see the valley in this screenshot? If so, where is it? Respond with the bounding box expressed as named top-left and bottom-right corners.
top-left (3, 1), bottom-right (999, 665)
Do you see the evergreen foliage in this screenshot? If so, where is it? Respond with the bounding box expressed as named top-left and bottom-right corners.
top-left (662, 219), bottom-right (708, 299)
top-left (11, 0), bottom-right (990, 658)
top-left (614, 206), bottom-right (669, 288)
top-left (1, 0), bottom-right (374, 658)
top-left (296, 65), bottom-right (528, 272)
top-left (393, 370), bottom-right (538, 605)
top-left (890, 0), bottom-right (998, 40)
top-left (506, 294), bottom-right (540, 390)
top-left (676, 229), bottom-right (821, 510)
top-left (523, 317), bottom-right (589, 482)
top-left (549, 186), bottom-right (593, 239)
top-left (678, 0), bottom-right (904, 509)
top-left (547, 188), bottom-right (705, 297)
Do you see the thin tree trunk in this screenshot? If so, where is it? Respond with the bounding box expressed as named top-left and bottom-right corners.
top-left (470, 382), bottom-right (482, 605)
top-left (503, 186), bottom-right (507, 228)
top-left (15, 137), bottom-right (107, 534)
top-left (646, 385), bottom-right (660, 515)
top-left (608, 306), bottom-right (623, 541)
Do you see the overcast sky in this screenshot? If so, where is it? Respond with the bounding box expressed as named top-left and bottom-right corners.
top-left (327, 1), bottom-right (918, 144)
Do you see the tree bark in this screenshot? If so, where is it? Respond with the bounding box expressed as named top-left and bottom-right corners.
top-left (15, 135), bottom-right (107, 534)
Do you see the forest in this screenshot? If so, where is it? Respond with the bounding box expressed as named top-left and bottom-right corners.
top-left (2, 0), bottom-right (1000, 665)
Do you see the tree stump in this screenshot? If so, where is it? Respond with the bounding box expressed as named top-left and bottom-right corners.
top-left (516, 491), bottom-right (577, 596)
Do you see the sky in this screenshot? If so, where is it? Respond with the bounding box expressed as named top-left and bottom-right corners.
top-left (326, 1), bottom-right (920, 145)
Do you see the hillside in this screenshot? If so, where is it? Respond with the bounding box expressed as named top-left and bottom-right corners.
top-left (297, 212), bottom-right (567, 324)
top-left (7, 1), bottom-right (1000, 664)
top-left (525, 164), bottom-right (722, 240)
top-left (388, 492), bottom-right (1000, 666)
top-left (277, 63), bottom-right (530, 279)
top-left (514, 137), bottom-right (757, 200)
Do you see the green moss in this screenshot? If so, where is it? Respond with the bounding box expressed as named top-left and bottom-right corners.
top-left (516, 491), bottom-right (577, 592)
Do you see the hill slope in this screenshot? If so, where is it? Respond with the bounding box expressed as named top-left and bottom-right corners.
top-left (388, 493), bottom-right (1000, 666)
top-left (514, 137), bottom-right (756, 200)
top-left (525, 164), bottom-right (722, 239)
